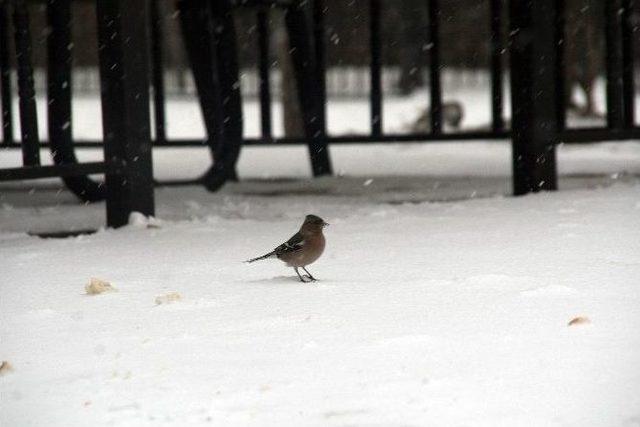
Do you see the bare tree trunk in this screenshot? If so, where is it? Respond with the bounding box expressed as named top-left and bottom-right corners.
top-left (564, 0), bottom-right (603, 117)
top-left (164, 2), bottom-right (188, 94)
top-left (274, 12), bottom-right (304, 137)
top-left (580, 15), bottom-right (600, 116)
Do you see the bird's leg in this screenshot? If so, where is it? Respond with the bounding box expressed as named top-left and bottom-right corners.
top-left (301, 267), bottom-right (317, 281)
top-left (294, 267), bottom-right (310, 283)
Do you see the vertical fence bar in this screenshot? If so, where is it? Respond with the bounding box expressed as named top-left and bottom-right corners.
top-left (12, 0), bottom-right (39, 165)
top-left (313, 0), bottom-right (327, 140)
top-left (621, 0), bottom-right (635, 128)
top-left (97, 0), bottom-right (154, 227)
top-left (208, 0), bottom-right (243, 184)
top-left (0, 1), bottom-right (13, 145)
top-left (150, 0), bottom-right (166, 145)
top-left (285, 1), bottom-right (331, 175)
top-left (489, 0), bottom-right (504, 132)
top-left (555, 0), bottom-right (566, 131)
top-left (509, 0), bottom-right (558, 194)
top-left (47, 0), bottom-right (72, 161)
top-left (177, 0), bottom-right (224, 150)
top-left (47, 0), bottom-right (105, 202)
top-left (427, 0), bottom-right (442, 134)
top-left (257, 8), bottom-right (272, 141)
top-left (369, 0), bottom-right (382, 136)
top-left (605, 0), bottom-right (626, 129)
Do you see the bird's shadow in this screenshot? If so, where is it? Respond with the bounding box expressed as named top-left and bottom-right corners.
top-left (244, 275), bottom-right (321, 285)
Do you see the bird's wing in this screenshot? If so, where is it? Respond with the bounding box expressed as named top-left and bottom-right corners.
top-left (273, 232), bottom-right (305, 257)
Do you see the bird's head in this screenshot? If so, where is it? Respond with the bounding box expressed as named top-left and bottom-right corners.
top-left (300, 214), bottom-right (329, 234)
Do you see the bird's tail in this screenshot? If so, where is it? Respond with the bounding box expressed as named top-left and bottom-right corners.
top-left (245, 251), bottom-right (276, 263)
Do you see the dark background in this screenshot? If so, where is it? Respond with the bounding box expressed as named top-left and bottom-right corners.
top-left (4, 0), bottom-right (635, 99)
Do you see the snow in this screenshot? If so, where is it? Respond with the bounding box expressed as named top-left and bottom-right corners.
top-left (2, 163), bottom-right (640, 426)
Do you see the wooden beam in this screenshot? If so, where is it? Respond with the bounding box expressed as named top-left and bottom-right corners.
top-left (509, 0), bottom-right (559, 194)
top-left (97, 0), bottom-right (155, 227)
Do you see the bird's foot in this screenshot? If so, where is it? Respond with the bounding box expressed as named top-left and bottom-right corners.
top-left (295, 267), bottom-right (317, 283)
top-left (301, 267), bottom-right (317, 282)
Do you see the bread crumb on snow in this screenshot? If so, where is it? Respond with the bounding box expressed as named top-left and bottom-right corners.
top-left (0, 361), bottom-right (13, 375)
top-left (85, 278), bottom-right (116, 295)
top-left (568, 316), bottom-right (590, 326)
top-left (155, 292), bottom-right (182, 305)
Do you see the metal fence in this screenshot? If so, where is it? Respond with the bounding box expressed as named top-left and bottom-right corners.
top-left (0, 0), bottom-right (637, 228)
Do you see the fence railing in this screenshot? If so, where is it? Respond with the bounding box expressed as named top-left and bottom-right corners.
top-left (0, 66), bottom-right (521, 99)
top-left (0, 0), bottom-right (637, 227)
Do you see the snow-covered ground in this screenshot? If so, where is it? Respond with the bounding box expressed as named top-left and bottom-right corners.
top-left (2, 139), bottom-right (640, 426)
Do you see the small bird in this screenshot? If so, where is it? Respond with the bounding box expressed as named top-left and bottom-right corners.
top-left (246, 214), bottom-right (329, 282)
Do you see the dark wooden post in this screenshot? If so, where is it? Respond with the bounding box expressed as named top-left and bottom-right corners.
top-left (427, 0), bottom-right (442, 134)
top-left (369, 0), bottom-right (382, 136)
top-left (97, 0), bottom-right (154, 227)
top-left (257, 8), bottom-right (272, 141)
top-left (210, 0), bottom-right (242, 184)
top-left (285, 0), bottom-right (332, 176)
top-left (313, 0), bottom-right (327, 144)
top-left (177, 0), bottom-right (224, 155)
top-left (489, 0), bottom-right (504, 132)
top-left (621, 0), bottom-right (635, 129)
top-left (0, 1), bottom-right (13, 145)
top-left (47, 0), bottom-right (74, 169)
top-left (508, 0), bottom-right (558, 195)
top-left (150, 0), bottom-right (167, 145)
top-left (605, 0), bottom-right (626, 130)
top-left (47, 0), bottom-right (105, 202)
top-left (554, 0), bottom-right (566, 131)
top-left (12, 0), bottom-right (40, 166)
top-left (177, 0), bottom-right (242, 189)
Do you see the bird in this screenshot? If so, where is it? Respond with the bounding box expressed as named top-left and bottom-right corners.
top-left (246, 214), bottom-right (329, 282)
